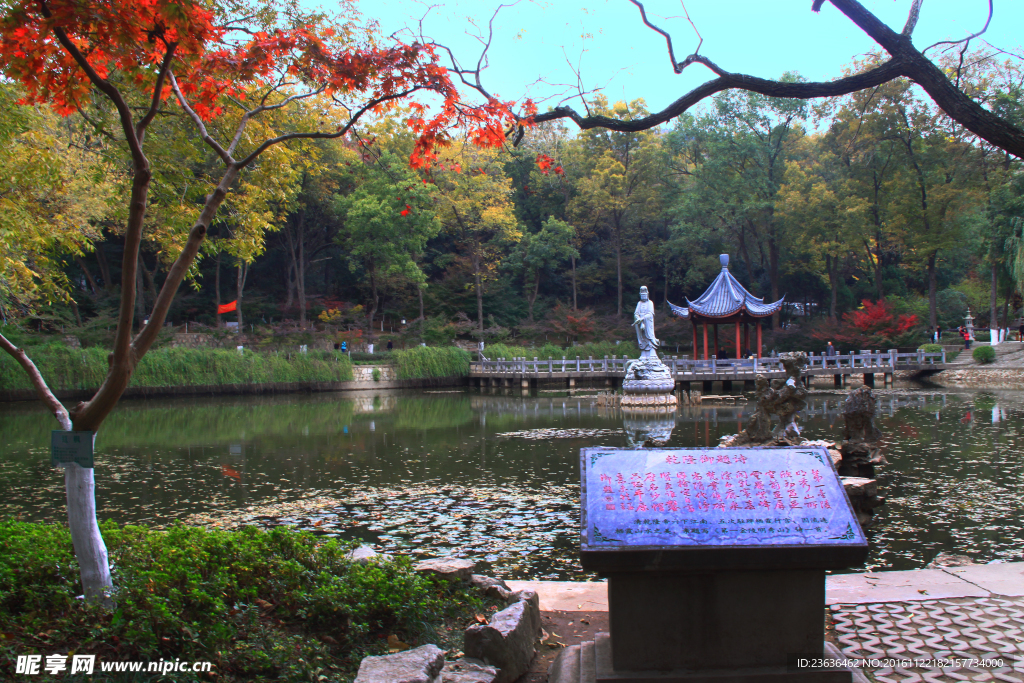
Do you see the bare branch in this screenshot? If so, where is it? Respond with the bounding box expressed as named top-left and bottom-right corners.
top-left (235, 88), bottom-right (425, 167)
top-left (168, 71), bottom-right (234, 165)
top-left (923, 0), bottom-right (993, 53)
top-left (0, 334), bottom-right (72, 430)
top-left (627, 0), bottom-right (701, 74)
top-left (902, 0), bottom-right (923, 36)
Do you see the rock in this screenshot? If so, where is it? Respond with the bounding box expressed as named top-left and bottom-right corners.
top-left (927, 552), bottom-right (977, 568)
top-left (470, 575), bottom-right (511, 599)
top-left (464, 591), bottom-right (541, 683)
top-left (414, 557), bottom-right (476, 582)
top-left (346, 545), bottom-right (379, 564)
top-left (354, 644), bottom-right (444, 683)
top-left (841, 386), bottom-right (883, 442)
top-left (441, 658), bottom-right (498, 683)
top-left (841, 477), bottom-right (877, 498)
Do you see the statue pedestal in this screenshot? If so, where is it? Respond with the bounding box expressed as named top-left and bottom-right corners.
top-left (621, 356), bottom-right (677, 408)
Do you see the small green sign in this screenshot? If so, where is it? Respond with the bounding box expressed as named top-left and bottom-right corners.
top-left (51, 431), bottom-right (95, 468)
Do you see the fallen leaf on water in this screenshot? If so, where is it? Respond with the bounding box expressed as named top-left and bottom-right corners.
top-left (580, 618), bottom-right (590, 624)
top-left (387, 634), bottom-right (410, 653)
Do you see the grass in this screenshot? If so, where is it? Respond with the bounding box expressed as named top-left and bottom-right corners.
top-left (0, 521), bottom-right (497, 682)
top-left (392, 346), bottom-right (471, 380)
top-left (0, 345), bottom-right (354, 391)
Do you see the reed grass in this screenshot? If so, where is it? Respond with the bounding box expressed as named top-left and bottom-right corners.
top-left (0, 345), bottom-right (354, 391)
top-left (484, 340), bottom-right (641, 361)
top-left (393, 346), bottom-right (471, 379)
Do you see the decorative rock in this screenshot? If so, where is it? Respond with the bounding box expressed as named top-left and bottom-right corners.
top-left (441, 657), bottom-right (498, 683)
top-left (354, 644), bottom-right (444, 683)
top-left (414, 557), bottom-right (476, 582)
top-left (464, 590), bottom-right (541, 683)
top-left (926, 552), bottom-right (977, 568)
top-left (346, 545), bottom-right (379, 564)
top-left (470, 575), bottom-right (511, 599)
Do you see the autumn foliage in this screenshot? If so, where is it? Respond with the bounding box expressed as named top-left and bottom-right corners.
top-left (811, 299), bottom-right (920, 347)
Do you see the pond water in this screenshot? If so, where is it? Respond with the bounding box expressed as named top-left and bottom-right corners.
top-left (1, 387), bottom-right (1021, 580)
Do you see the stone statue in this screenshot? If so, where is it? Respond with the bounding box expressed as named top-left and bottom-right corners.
top-left (632, 286), bottom-right (659, 358)
top-left (620, 285), bottom-right (676, 408)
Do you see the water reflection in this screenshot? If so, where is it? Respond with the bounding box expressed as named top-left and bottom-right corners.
top-left (0, 388), bottom-right (1021, 579)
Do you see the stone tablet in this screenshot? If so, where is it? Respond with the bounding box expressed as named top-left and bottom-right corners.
top-left (580, 447), bottom-right (868, 572)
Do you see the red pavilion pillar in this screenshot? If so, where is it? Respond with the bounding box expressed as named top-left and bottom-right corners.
top-left (703, 323), bottom-right (709, 360)
top-left (756, 321), bottom-right (763, 358)
top-left (735, 321), bottom-right (741, 359)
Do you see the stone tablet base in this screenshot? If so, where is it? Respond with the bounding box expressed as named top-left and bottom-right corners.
top-left (594, 634), bottom-right (850, 683)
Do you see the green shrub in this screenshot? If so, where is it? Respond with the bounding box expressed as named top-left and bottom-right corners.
top-left (919, 343), bottom-right (943, 353)
top-left (972, 345), bottom-right (996, 364)
top-left (372, 367), bottom-right (381, 381)
top-left (0, 521), bottom-right (490, 682)
top-left (484, 340), bottom-right (640, 361)
top-left (0, 347), bottom-right (354, 390)
top-left (393, 346), bottom-right (471, 379)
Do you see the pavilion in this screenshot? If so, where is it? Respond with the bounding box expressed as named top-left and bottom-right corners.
top-left (667, 254), bottom-right (784, 359)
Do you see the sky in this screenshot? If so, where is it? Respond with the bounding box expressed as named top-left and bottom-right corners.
top-left (343, 0), bottom-right (1024, 120)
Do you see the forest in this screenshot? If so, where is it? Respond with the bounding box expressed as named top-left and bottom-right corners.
top-left (3, 41), bottom-right (1024, 354)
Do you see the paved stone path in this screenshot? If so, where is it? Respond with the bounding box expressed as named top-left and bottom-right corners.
top-left (508, 562), bottom-right (1024, 682)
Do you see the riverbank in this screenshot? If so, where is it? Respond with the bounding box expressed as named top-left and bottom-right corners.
top-left (0, 344), bottom-right (472, 402)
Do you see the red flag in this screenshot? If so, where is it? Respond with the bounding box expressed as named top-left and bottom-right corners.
top-left (217, 300), bottom-right (237, 314)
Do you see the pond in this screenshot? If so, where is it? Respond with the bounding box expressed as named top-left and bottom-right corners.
top-left (1, 387), bottom-right (1021, 580)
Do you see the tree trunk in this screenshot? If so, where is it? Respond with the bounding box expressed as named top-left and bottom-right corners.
top-left (615, 222), bottom-right (623, 319)
top-left (297, 211), bottom-right (307, 328)
top-left (134, 266), bottom-right (146, 326)
top-left (528, 271), bottom-right (540, 322)
top-left (927, 251), bottom-right (938, 328)
top-left (215, 251), bottom-right (222, 328)
top-left (65, 458), bottom-right (112, 606)
top-left (827, 254), bottom-right (839, 322)
top-left (284, 261), bottom-right (295, 310)
top-left (571, 254), bottom-right (577, 311)
top-left (368, 266), bottom-right (379, 329)
top-left (474, 251), bottom-right (484, 335)
top-left (75, 255), bottom-right (98, 295)
top-left (418, 284), bottom-right (425, 321)
top-left (236, 261), bottom-right (246, 331)
top-left (769, 236), bottom-right (781, 329)
top-left (94, 244), bottom-right (114, 292)
top-left (991, 259), bottom-right (999, 330)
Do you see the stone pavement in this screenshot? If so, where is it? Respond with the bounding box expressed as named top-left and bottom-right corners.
top-left (508, 562), bottom-right (1024, 682)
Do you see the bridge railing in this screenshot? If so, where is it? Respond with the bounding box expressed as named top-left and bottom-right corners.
top-left (472, 350), bottom-right (945, 375)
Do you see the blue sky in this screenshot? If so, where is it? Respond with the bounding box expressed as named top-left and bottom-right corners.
top-left (346, 0), bottom-right (1022, 119)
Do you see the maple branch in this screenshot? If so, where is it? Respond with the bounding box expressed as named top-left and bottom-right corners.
top-left (923, 0), bottom-right (993, 54)
top-left (39, 2), bottom-right (146, 168)
top-left (0, 333), bottom-right (72, 430)
top-left (75, 107), bottom-right (118, 143)
top-left (168, 71), bottom-right (234, 165)
top-left (235, 87), bottom-right (424, 167)
top-left (135, 41), bottom-right (178, 142)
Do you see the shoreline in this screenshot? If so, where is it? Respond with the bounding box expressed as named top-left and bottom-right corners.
top-left (0, 375), bottom-right (469, 403)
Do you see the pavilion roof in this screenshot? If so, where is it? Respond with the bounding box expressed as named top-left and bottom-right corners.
top-left (668, 254), bottom-right (784, 320)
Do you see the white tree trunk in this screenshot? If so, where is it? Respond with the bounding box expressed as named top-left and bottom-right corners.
top-left (63, 439), bottom-right (113, 606)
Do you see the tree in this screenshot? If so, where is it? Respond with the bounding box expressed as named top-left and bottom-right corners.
top-left (433, 143), bottom-right (521, 336)
top-left (509, 216), bottom-right (578, 322)
top-left (0, 0), bottom-right (517, 603)
top-left (335, 152), bottom-right (441, 327)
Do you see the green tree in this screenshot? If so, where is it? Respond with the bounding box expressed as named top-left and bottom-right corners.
top-left (335, 153), bottom-right (441, 328)
top-left (510, 216), bottom-right (578, 322)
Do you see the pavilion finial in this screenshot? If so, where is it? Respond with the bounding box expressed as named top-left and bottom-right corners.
top-left (720, 254), bottom-right (729, 269)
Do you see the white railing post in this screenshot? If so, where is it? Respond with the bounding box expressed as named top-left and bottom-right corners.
top-left (576, 355), bottom-right (580, 372)
top-left (549, 357), bottom-right (553, 374)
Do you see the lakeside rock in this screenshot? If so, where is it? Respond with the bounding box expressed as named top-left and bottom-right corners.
top-left (354, 643), bottom-right (445, 683)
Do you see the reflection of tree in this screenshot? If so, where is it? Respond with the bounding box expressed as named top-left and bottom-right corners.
top-left (394, 396), bottom-right (473, 431)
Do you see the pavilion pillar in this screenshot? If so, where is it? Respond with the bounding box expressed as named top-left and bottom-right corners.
top-left (756, 322), bottom-right (763, 358)
top-left (743, 323), bottom-right (749, 356)
top-left (735, 321), bottom-right (741, 359)
top-left (714, 325), bottom-right (719, 358)
top-left (692, 322), bottom-right (698, 360)
top-left (702, 323), bottom-right (709, 360)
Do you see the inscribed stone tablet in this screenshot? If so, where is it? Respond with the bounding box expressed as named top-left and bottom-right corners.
top-left (50, 431), bottom-right (94, 468)
top-left (581, 447), bottom-right (865, 549)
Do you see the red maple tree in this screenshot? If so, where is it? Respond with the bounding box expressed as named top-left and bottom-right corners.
top-left (812, 299), bottom-right (919, 348)
top-left (0, 0), bottom-right (534, 602)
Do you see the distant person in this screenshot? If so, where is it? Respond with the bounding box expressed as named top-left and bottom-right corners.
top-left (340, 341), bottom-right (347, 353)
top-left (825, 341), bottom-right (837, 366)
top-left (387, 340), bottom-right (393, 351)
top-left (1019, 322), bottom-right (1024, 341)
top-left (937, 325), bottom-right (943, 341)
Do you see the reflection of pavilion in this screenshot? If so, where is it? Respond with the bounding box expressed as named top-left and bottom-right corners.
top-left (668, 254), bottom-right (784, 360)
